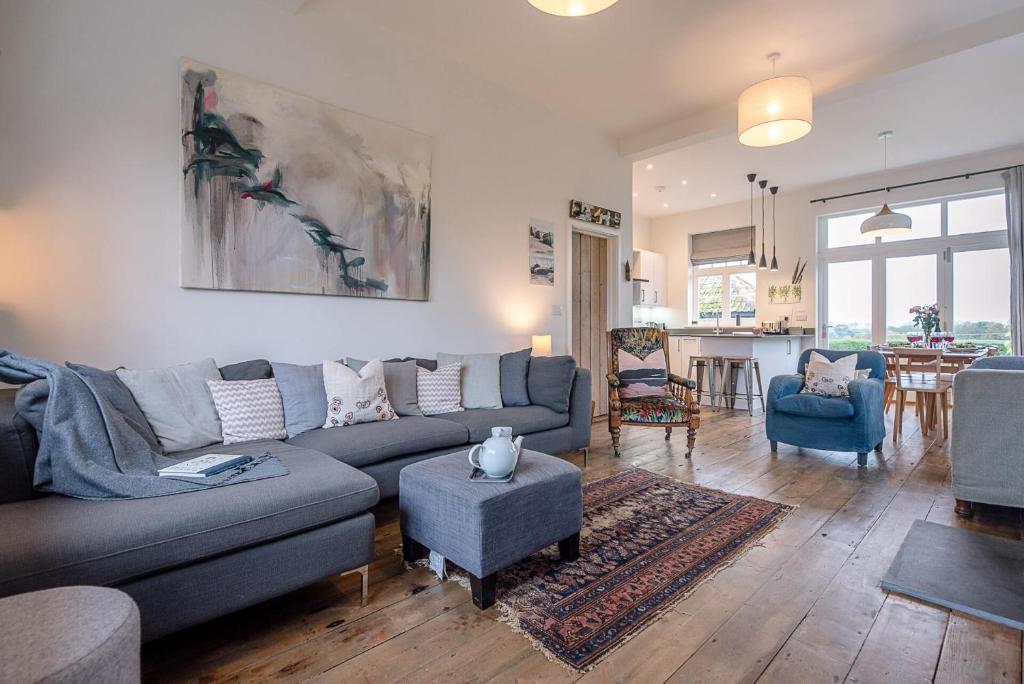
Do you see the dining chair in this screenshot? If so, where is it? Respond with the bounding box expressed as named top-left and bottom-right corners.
top-left (891, 348), bottom-right (952, 443)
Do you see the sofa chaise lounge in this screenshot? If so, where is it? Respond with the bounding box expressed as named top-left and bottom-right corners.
top-left (0, 357), bottom-right (591, 641)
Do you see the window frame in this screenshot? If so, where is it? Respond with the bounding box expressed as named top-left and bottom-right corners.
top-left (816, 188), bottom-right (1008, 348)
top-left (690, 260), bottom-right (757, 325)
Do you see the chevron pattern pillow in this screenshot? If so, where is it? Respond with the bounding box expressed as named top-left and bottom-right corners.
top-left (417, 363), bottom-right (463, 415)
top-left (206, 379), bottom-right (288, 445)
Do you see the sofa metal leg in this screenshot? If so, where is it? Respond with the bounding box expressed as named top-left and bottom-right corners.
top-left (770, 440), bottom-right (778, 453)
top-left (469, 572), bottom-right (497, 610)
top-left (581, 447), bottom-right (589, 468)
top-left (340, 564), bottom-right (369, 607)
top-left (954, 499), bottom-right (975, 518)
top-left (857, 452), bottom-right (868, 467)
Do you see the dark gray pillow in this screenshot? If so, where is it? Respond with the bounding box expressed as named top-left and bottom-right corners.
top-left (387, 357), bottom-right (437, 371)
top-left (347, 358), bottom-right (422, 416)
top-left (500, 348), bottom-right (532, 407)
top-left (271, 362), bottom-right (326, 438)
top-left (527, 356), bottom-right (577, 413)
top-left (219, 359), bottom-right (273, 380)
top-left (15, 368), bottom-right (164, 454)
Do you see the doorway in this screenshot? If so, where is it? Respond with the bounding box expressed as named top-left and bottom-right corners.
top-left (571, 231), bottom-right (610, 417)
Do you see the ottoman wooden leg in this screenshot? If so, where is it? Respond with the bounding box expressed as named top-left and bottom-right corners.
top-left (469, 573), bottom-right (497, 609)
top-left (559, 532), bottom-right (580, 562)
top-left (402, 535), bottom-right (427, 563)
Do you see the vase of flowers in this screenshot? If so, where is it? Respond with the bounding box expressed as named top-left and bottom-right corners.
top-left (910, 304), bottom-right (941, 347)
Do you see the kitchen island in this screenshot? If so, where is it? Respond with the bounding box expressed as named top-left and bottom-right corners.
top-left (666, 332), bottom-right (816, 412)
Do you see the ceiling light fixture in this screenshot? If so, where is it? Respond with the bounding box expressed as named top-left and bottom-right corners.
top-left (769, 185), bottom-right (780, 272)
top-left (663, 203), bottom-right (669, 208)
top-left (646, 163), bottom-right (654, 170)
top-left (860, 131), bottom-right (912, 237)
top-left (758, 180), bottom-right (768, 270)
top-left (681, 180), bottom-right (688, 185)
top-left (738, 53), bottom-right (812, 147)
top-left (710, 193), bottom-right (716, 198)
top-left (746, 174), bottom-right (757, 266)
top-left (528, 0), bottom-right (619, 16)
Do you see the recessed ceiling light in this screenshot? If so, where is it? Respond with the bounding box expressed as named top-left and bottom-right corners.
top-left (681, 180), bottom-right (688, 185)
top-left (632, 192), bottom-right (638, 197)
top-left (663, 203), bottom-right (669, 208)
top-left (710, 193), bottom-right (717, 198)
top-left (646, 163), bottom-right (654, 170)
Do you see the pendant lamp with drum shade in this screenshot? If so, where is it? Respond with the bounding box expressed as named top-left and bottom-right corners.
top-left (769, 185), bottom-right (780, 272)
top-left (746, 173), bottom-right (757, 265)
top-left (527, 0), bottom-right (619, 16)
top-left (860, 131), bottom-right (912, 237)
top-left (738, 53), bottom-right (813, 147)
top-left (758, 180), bottom-right (768, 270)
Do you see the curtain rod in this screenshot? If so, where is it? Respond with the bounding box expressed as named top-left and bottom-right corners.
top-left (809, 164), bottom-right (1019, 204)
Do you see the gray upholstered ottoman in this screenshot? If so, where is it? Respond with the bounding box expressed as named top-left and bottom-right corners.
top-left (399, 449), bottom-right (582, 609)
top-left (0, 586), bottom-right (140, 683)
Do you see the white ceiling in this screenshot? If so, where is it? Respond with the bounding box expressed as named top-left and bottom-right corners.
top-left (634, 33), bottom-right (1024, 217)
top-left (300, 0), bottom-right (1024, 217)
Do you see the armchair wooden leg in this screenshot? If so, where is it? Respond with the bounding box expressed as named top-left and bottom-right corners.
top-left (665, 426), bottom-right (672, 441)
top-left (954, 499), bottom-right (975, 518)
top-left (610, 426), bottom-right (621, 457)
top-left (857, 452), bottom-right (868, 467)
top-left (685, 425), bottom-right (696, 458)
top-left (874, 441), bottom-right (883, 454)
top-left (770, 440), bottom-right (778, 452)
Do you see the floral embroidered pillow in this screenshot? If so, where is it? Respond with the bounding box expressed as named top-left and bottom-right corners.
top-left (616, 348), bottom-right (670, 399)
top-left (800, 351), bottom-right (858, 398)
top-left (322, 359), bottom-right (397, 428)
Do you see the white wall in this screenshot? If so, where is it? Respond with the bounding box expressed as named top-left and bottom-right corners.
top-left (0, 0), bottom-right (632, 368)
top-left (642, 144), bottom-right (1022, 331)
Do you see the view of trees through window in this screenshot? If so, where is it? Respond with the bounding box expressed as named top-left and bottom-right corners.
top-left (821, 191), bottom-right (1010, 354)
top-left (694, 261), bottom-right (755, 321)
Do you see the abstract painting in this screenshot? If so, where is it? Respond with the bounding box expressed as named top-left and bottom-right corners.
top-left (570, 199), bottom-right (621, 229)
top-left (529, 219), bottom-right (555, 286)
top-left (180, 59), bottom-right (433, 300)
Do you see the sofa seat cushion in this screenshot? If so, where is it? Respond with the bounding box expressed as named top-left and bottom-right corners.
top-left (434, 406), bottom-right (569, 442)
top-left (775, 393), bottom-right (855, 419)
top-left (286, 417), bottom-right (470, 468)
top-left (0, 441), bottom-right (378, 597)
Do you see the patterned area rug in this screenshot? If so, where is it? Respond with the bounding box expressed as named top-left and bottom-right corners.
top-left (457, 468), bottom-right (794, 672)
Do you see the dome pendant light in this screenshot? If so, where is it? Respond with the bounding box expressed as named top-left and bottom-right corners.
top-left (769, 185), bottom-right (780, 272)
top-left (757, 180), bottom-right (769, 270)
top-left (746, 173), bottom-right (757, 265)
top-left (527, 0), bottom-right (619, 16)
top-left (860, 131), bottom-right (912, 237)
top-left (738, 53), bottom-right (813, 147)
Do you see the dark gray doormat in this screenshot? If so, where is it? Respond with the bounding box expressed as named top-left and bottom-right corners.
top-left (881, 519), bottom-right (1024, 630)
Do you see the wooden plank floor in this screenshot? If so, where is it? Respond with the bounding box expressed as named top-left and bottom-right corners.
top-left (142, 408), bottom-right (1024, 683)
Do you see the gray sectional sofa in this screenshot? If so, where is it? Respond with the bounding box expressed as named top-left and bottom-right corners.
top-left (0, 357), bottom-right (591, 641)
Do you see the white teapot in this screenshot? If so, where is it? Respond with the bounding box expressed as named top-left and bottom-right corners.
top-left (468, 427), bottom-right (524, 478)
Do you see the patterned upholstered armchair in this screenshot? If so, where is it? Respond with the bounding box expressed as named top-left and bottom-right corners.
top-left (607, 328), bottom-right (700, 458)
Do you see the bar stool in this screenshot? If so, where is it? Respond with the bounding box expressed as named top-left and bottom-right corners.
top-left (687, 355), bottom-right (723, 411)
top-left (721, 356), bottom-right (765, 416)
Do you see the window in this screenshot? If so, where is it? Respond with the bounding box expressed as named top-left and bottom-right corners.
top-left (818, 189), bottom-right (1009, 353)
top-left (692, 263), bottom-right (756, 323)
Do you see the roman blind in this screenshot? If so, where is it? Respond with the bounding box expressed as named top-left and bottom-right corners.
top-left (689, 226), bottom-right (753, 265)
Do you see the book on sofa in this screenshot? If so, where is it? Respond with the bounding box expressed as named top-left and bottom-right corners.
top-left (158, 454), bottom-right (253, 478)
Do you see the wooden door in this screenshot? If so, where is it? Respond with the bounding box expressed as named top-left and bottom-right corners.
top-left (571, 232), bottom-right (609, 418)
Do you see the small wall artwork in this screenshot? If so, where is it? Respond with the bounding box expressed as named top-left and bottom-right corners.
top-left (180, 59), bottom-right (433, 301)
top-left (529, 219), bottom-right (555, 287)
top-left (570, 199), bottom-right (621, 229)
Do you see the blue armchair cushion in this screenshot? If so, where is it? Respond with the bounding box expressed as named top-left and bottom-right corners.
top-left (775, 393), bottom-right (855, 419)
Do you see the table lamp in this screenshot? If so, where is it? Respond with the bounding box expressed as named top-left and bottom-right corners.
top-left (531, 335), bottom-right (552, 356)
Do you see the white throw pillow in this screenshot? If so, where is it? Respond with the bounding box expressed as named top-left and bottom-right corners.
top-left (206, 379), bottom-right (288, 445)
top-left (322, 360), bottom-right (398, 428)
top-left (116, 358), bottom-right (223, 452)
top-left (417, 363), bottom-right (463, 415)
top-left (436, 352), bottom-right (502, 409)
top-left (801, 351), bottom-right (859, 398)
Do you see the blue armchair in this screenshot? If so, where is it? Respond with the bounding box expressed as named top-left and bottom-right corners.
top-left (766, 349), bottom-right (886, 467)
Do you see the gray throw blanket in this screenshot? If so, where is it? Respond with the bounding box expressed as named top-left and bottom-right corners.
top-left (0, 350), bottom-right (288, 500)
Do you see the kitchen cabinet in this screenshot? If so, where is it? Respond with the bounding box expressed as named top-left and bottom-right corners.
top-left (632, 249), bottom-right (668, 306)
top-left (668, 335), bottom-right (701, 379)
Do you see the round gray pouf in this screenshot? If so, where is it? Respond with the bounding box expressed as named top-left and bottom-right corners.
top-left (0, 586), bottom-right (140, 684)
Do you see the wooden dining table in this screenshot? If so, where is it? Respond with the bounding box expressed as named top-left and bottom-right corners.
top-left (875, 345), bottom-right (994, 371)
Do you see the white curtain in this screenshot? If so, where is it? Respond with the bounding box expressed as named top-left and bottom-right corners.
top-left (1005, 166), bottom-right (1024, 354)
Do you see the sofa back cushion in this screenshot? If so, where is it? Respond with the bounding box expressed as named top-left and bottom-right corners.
top-left (219, 359), bottom-right (273, 381)
top-left (437, 352), bottom-right (502, 409)
top-left (527, 356), bottom-right (576, 413)
top-left (499, 348), bottom-right (532, 407)
top-left (116, 358), bottom-right (223, 453)
top-left (206, 379), bottom-right (288, 444)
top-left (0, 389), bottom-right (40, 504)
top-left (272, 362), bottom-right (327, 438)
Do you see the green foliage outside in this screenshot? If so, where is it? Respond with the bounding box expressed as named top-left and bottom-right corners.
top-left (826, 320), bottom-right (1010, 354)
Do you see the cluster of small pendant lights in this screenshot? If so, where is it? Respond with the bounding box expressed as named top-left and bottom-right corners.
top-left (746, 174), bottom-right (780, 272)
